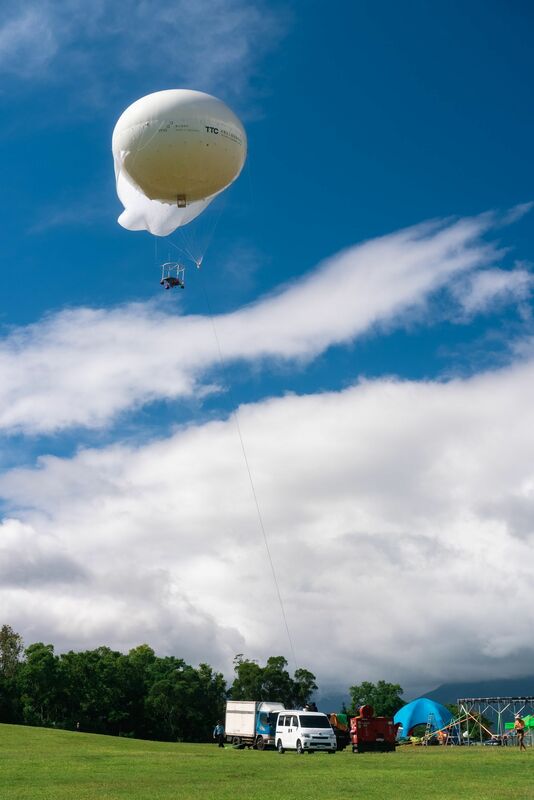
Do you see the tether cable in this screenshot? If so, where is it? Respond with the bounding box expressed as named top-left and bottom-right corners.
top-left (198, 270), bottom-right (297, 670)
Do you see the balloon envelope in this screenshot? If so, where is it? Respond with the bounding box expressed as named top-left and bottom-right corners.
top-left (112, 89), bottom-right (247, 236)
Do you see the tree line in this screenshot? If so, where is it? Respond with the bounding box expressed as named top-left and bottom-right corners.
top-left (0, 624), bottom-right (405, 742)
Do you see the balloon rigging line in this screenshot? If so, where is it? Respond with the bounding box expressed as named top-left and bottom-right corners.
top-left (198, 271), bottom-right (298, 671)
top-left (165, 196), bottom-right (227, 269)
top-left (136, 121), bottom-right (167, 154)
top-left (183, 196), bottom-right (226, 267)
top-left (167, 237), bottom-right (198, 265)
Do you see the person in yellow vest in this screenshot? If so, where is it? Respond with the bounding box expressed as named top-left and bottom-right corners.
top-left (514, 714), bottom-right (526, 751)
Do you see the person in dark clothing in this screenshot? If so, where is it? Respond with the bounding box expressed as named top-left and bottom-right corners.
top-left (514, 715), bottom-right (526, 751)
top-left (160, 276), bottom-right (184, 290)
top-left (213, 719), bottom-right (225, 748)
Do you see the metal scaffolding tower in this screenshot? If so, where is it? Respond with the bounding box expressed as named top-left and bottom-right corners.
top-left (457, 696), bottom-right (534, 745)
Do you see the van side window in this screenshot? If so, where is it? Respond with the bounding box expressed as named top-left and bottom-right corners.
top-left (280, 715), bottom-right (287, 726)
top-left (292, 715), bottom-right (298, 727)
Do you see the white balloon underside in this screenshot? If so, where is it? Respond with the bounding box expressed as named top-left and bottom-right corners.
top-left (114, 156), bottom-right (215, 238)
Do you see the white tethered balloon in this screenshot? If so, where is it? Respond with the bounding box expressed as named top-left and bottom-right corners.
top-left (112, 89), bottom-right (247, 237)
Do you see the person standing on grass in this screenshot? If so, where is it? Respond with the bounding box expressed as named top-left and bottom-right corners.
top-left (213, 719), bottom-right (225, 748)
top-left (514, 714), bottom-right (526, 751)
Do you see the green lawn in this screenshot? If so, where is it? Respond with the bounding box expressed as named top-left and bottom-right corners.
top-left (1, 724), bottom-right (533, 800)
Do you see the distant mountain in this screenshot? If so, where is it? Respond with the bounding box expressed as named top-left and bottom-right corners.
top-left (315, 690), bottom-right (351, 713)
top-left (423, 676), bottom-right (534, 705)
top-left (315, 676), bottom-right (534, 715)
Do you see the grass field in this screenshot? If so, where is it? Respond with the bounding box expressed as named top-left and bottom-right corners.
top-left (1, 724), bottom-right (533, 800)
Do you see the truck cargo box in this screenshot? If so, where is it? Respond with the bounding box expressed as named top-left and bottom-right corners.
top-left (225, 700), bottom-right (257, 740)
top-left (225, 700), bottom-right (284, 749)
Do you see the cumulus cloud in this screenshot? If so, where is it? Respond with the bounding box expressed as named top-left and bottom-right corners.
top-left (0, 211), bottom-right (523, 435)
top-left (0, 518), bottom-right (86, 587)
top-left (2, 357), bottom-right (534, 692)
top-left (0, 0), bottom-right (286, 102)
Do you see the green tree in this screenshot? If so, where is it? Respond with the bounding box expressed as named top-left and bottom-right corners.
top-left (144, 668), bottom-right (189, 740)
top-left (145, 657), bottom-right (225, 741)
top-left (17, 643), bottom-right (62, 727)
top-left (261, 656), bottom-right (295, 705)
top-left (120, 644), bottom-right (157, 737)
top-left (230, 655), bottom-right (317, 707)
top-left (195, 662), bottom-right (227, 739)
top-left (0, 625), bottom-right (24, 722)
top-left (59, 646), bottom-right (130, 734)
top-left (0, 625), bottom-right (24, 678)
top-left (349, 680), bottom-right (405, 717)
top-left (229, 655), bottom-right (264, 700)
top-left (293, 668), bottom-right (318, 707)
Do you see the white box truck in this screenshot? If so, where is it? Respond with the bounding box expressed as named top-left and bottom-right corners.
top-left (225, 700), bottom-right (285, 749)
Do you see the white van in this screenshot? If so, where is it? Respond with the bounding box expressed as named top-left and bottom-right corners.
top-left (275, 710), bottom-right (336, 754)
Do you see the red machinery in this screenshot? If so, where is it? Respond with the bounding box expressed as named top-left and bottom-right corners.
top-left (350, 704), bottom-right (399, 753)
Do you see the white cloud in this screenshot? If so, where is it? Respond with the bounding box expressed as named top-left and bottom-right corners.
top-left (1, 208), bottom-right (532, 692)
top-left (502, 201), bottom-right (534, 225)
top-left (0, 518), bottom-right (86, 586)
top-left (0, 212), bottom-right (517, 435)
top-left (0, 1), bottom-right (286, 102)
top-left (28, 195), bottom-right (113, 234)
top-left (2, 356), bottom-right (534, 692)
top-left (451, 267), bottom-right (532, 315)
top-left (0, 8), bottom-right (59, 77)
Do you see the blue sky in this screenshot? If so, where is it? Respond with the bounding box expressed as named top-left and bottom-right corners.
top-left (1, 0), bottom-right (534, 698)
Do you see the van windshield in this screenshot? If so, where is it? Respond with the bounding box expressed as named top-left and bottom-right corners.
top-left (299, 715), bottom-right (332, 729)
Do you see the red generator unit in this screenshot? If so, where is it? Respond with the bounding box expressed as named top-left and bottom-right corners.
top-left (350, 704), bottom-right (398, 753)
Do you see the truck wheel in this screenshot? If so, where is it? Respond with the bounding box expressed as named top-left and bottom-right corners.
top-left (256, 737), bottom-right (265, 751)
top-left (296, 740), bottom-right (304, 754)
top-left (277, 739), bottom-right (285, 754)
top-left (232, 737), bottom-right (241, 747)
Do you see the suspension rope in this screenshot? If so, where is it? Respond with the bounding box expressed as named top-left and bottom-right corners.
top-left (167, 237), bottom-right (198, 266)
top-left (198, 270), bottom-right (298, 670)
top-left (163, 194), bottom-right (229, 272)
top-left (174, 195), bottom-right (227, 268)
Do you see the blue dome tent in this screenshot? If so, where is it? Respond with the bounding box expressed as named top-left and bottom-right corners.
top-left (394, 698), bottom-right (452, 737)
